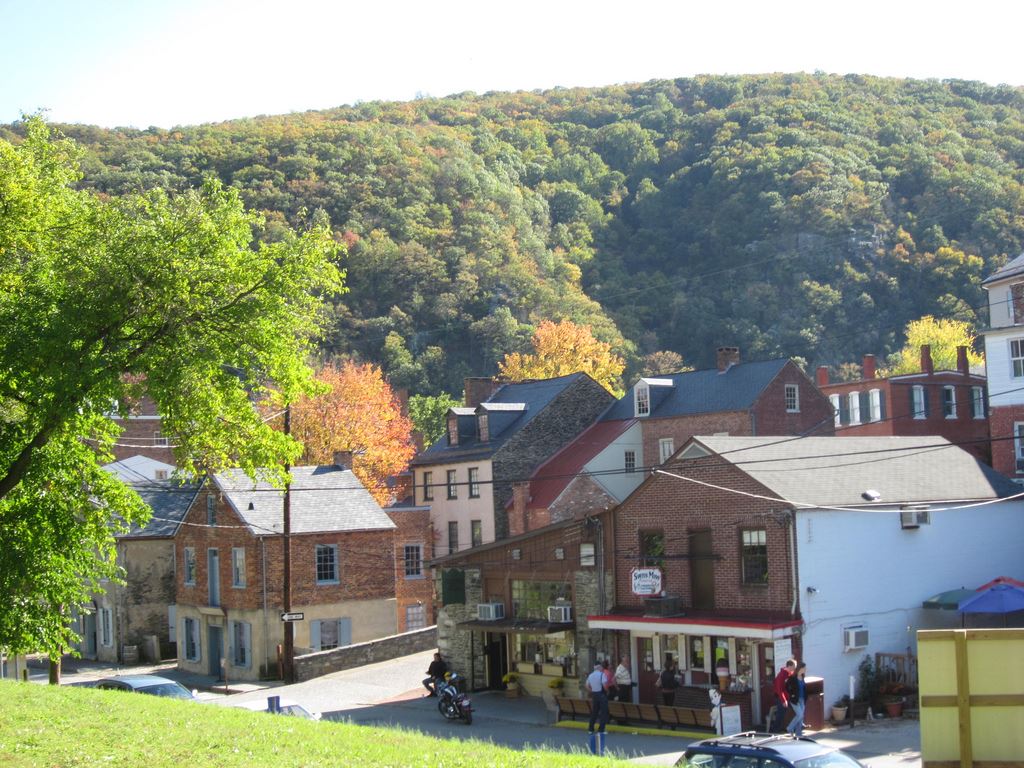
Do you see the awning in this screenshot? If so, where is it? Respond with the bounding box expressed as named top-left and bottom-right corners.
top-left (457, 617), bottom-right (575, 634)
top-left (586, 613), bottom-right (801, 641)
top-left (958, 583), bottom-right (1024, 614)
top-left (922, 588), bottom-right (976, 610)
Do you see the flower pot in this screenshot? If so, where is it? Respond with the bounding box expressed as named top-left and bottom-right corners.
top-left (884, 699), bottom-right (903, 718)
top-left (505, 683), bottom-right (519, 698)
top-left (831, 705), bottom-right (848, 722)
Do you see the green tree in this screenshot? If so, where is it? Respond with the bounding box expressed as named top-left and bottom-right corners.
top-left (0, 119), bottom-right (343, 658)
top-left (409, 393), bottom-right (461, 445)
top-left (883, 315), bottom-right (984, 375)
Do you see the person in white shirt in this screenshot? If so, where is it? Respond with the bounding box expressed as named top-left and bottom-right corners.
top-left (613, 655), bottom-right (632, 702)
top-left (585, 661), bottom-right (609, 733)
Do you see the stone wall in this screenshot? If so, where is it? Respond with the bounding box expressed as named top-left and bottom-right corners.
top-left (435, 567), bottom-right (484, 689)
top-left (293, 625), bottom-right (438, 682)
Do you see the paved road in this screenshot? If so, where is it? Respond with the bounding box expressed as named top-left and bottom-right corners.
top-left (36, 650), bottom-right (921, 766)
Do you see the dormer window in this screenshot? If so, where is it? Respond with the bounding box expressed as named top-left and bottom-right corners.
top-left (635, 382), bottom-right (651, 417)
top-left (447, 415), bottom-right (459, 446)
top-left (478, 413), bottom-right (489, 442)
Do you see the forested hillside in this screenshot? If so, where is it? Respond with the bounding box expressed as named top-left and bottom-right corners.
top-left (10, 73), bottom-right (1024, 395)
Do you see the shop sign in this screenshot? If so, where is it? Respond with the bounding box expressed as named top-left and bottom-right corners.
top-left (631, 567), bottom-right (662, 596)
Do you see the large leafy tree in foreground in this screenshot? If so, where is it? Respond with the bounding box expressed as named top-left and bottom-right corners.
top-left (0, 119), bottom-right (343, 657)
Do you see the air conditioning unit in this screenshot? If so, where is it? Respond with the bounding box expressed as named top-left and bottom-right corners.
top-left (477, 602), bottom-right (505, 621)
top-left (900, 507), bottom-right (930, 529)
top-left (547, 604), bottom-right (572, 623)
top-left (843, 627), bottom-right (869, 651)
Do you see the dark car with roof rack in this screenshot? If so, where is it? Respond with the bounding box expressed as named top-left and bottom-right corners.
top-left (677, 732), bottom-right (863, 768)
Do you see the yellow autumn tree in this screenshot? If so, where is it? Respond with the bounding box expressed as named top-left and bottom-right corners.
top-left (883, 315), bottom-right (984, 375)
top-left (290, 361), bottom-right (416, 505)
top-left (498, 319), bottom-right (625, 396)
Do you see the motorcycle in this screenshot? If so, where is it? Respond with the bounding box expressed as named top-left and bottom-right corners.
top-left (437, 672), bottom-right (473, 725)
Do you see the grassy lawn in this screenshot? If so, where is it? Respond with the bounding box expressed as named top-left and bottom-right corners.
top-left (0, 681), bottom-right (636, 767)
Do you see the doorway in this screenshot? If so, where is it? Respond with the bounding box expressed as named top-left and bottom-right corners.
top-left (690, 529), bottom-right (715, 610)
top-left (636, 636), bottom-right (658, 703)
top-left (207, 549), bottom-right (220, 607)
top-left (485, 633), bottom-right (508, 689)
top-left (208, 624), bottom-right (223, 679)
top-left (83, 612), bottom-right (98, 659)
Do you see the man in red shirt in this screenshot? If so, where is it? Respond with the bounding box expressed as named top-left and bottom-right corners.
top-left (771, 658), bottom-right (796, 732)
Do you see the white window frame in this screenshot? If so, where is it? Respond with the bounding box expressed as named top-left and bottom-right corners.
top-left (99, 607), bottom-right (113, 647)
top-left (311, 618), bottom-right (351, 651)
top-left (1015, 423), bottom-right (1024, 473)
top-left (659, 437), bottom-right (675, 463)
top-left (943, 385), bottom-right (957, 419)
top-left (315, 543), bottom-right (339, 585)
top-left (404, 543), bottom-right (423, 579)
top-left (154, 469), bottom-right (169, 481)
top-left (635, 382), bottom-right (651, 417)
top-left (422, 471), bottom-right (433, 502)
top-left (468, 467), bottom-right (480, 498)
top-left (183, 547), bottom-right (196, 586)
top-left (829, 394), bottom-right (841, 427)
top-left (231, 547), bottom-right (246, 588)
top-left (784, 384), bottom-right (800, 413)
top-left (405, 603), bottom-right (427, 631)
top-left (1011, 339), bottom-right (1024, 378)
top-left (912, 385), bottom-right (926, 419)
top-left (868, 389), bottom-right (881, 422)
top-left (971, 386), bottom-right (985, 419)
top-left (848, 392), bottom-right (861, 425)
top-left (624, 449), bottom-right (636, 473)
top-left (580, 542), bottom-right (596, 567)
top-left (230, 620), bottom-right (251, 668)
top-left (154, 431), bottom-right (169, 447)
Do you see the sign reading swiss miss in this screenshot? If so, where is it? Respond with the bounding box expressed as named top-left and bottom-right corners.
top-left (631, 567), bottom-right (663, 596)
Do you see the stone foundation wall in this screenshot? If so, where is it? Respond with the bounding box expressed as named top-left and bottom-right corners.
top-left (293, 625), bottom-right (437, 682)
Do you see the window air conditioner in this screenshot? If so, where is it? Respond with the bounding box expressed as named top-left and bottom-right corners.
top-left (477, 602), bottom-right (505, 621)
top-left (547, 604), bottom-right (572, 623)
top-left (843, 627), bottom-right (869, 651)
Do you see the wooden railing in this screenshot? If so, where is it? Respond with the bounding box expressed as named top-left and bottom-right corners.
top-left (875, 651), bottom-right (918, 687)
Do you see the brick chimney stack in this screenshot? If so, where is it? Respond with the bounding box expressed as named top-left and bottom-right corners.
top-left (956, 345), bottom-right (970, 376)
top-left (862, 354), bottom-right (877, 380)
top-left (717, 346), bottom-right (740, 372)
top-left (508, 482), bottom-right (531, 537)
top-left (464, 377), bottom-right (502, 408)
top-left (920, 345), bottom-right (934, 375)
top-left (333, 450), bottom-right (354, 470)
top-left (816, 366), bottom-right (829, 386)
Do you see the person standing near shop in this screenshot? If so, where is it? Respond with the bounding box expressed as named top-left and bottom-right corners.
top-left (772, 658), bottom-right (796, 732)
top-left (613, 654), bottom-right (632, 702)
top-left (586, 661), bottom-right (610, 736)
top-left (786, 661), bottom-right (807, 736)
top-left (656, 656), bottom-right (680, 706)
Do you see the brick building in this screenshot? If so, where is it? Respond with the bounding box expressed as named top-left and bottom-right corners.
top-left (981, 251), bottom-right (1024, 476)
top-left (386, 497), bottom-right (434, 634)
top-left (110, 395), bottom-right (176, 467)
top-left (816, 347), bottom-right (990, 463)
top-left (175, 453), bottom-right (397, 682)
top-left (590, 434), bottom-right (1023, 728)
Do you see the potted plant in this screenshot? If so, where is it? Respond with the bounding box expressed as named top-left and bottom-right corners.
top-left (547, 677), bottom-right (565, 691)
top-left (542, 676), bottom-right (564, 710)
top-left (502, 671), bottom-right (519, 697)
top-left (831, 695), bottom-right (849, 723)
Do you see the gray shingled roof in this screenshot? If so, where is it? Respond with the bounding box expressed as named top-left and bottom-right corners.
top-left (602, 359), bottom-right (789, 421)
top-left (120, 480), bottom-right (200, 538)
top-left (684, 436), bottom-right (1019, 507)
top-left (213, 466), bottom-right (395, 535)
top-left (982, 251), bottom-right (1024, 286)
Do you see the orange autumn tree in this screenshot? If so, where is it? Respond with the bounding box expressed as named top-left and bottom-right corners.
top-left (290, 361), bottom-right (415, 505)
top-left (498, 319), bottom-right (625, 396)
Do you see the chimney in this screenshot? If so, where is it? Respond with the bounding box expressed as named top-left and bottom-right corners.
top-left (464, 377), bottom-right (502, 408)
top-left (508, 482), bottom-right (530, 537)
top-left (956, 345), bottom-right (970, 376)
top-left (862, 354), bottom-right (877, 380)
top-left (920, 345), bottom-right (933, 376)
top-left (333, 450), bottom-right (353, 470)
top-left (717, 346), bottom-right (740, 373)
top-left (815, 366), bottom-right (829, 386)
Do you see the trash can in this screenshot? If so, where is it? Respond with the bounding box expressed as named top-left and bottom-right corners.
top-left (804, 676), bottom-right (824, 730)
top-left (121, 644), bottom-right (139, 664)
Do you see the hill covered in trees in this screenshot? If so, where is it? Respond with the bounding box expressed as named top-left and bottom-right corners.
top-left (10, 73), bottom-right (1024, 395)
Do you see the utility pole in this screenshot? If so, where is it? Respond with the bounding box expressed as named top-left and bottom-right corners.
top-left (282, 403), bottom-right (294, 684)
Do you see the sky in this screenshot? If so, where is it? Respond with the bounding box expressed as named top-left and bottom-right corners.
top-left (3, 0), bottom-right (1023, 129)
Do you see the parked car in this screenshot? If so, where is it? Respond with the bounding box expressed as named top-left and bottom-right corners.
top-left (95, 674), bottom-right (198, 701)
top-left (677, 732), bottom-right (863, 768)
top-left (232, 696), bottom-right (321, 720)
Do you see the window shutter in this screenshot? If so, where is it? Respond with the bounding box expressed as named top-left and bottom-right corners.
top-left (339, 618), bottom-right (352, 647)
top-left (879, 391), bottom-right (887, 420)
top-left (441, 568), bottom-right (466, 606)
top-left (922, 388), bottom-right (929, 417)
top-left (859, 392), bottom-right (870, 421)
top-left (242, 622), bottom-right (251, 667)
top-left (310, 620), bottom-right (322, 651)
top-left (838, 396), bottom-right (850, 425)
top-left (908, 387), bottom-right (915, 417)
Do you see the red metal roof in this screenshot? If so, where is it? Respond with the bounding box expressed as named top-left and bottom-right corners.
top-left (512, 418), bottom-right (636, 511)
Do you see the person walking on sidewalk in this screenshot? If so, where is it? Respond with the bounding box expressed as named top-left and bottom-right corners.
top-left (422, 652), bottom-right (447, 697)
top-left (771, 658), bottom-right (796, 732)
top-left (586, 661), bottom-right (610, 734)
top-left (786, 662), bottom-right (807, 737)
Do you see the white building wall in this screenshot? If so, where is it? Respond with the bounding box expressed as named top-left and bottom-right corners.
top-left (982, 326), bottom-right (1023, 408)
top-left (987, 282), bottom-right (1014, 329)
top-left (589, 422), bottom-right (645, 502)
top-left (416, 460), bottom-right (494, 553)
top-left (796, 501), bottom-right (1024, 707)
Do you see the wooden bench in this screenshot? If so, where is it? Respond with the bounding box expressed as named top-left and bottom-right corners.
top-left (607, 700), bottom-right (644, 724)
top-left (657, 704), bottom-right (715, 730)
top-left (554, 696), bottom-right (592, 722)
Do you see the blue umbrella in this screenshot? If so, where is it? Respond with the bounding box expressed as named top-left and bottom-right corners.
top-left (958, 583), bottom-right (1024, 614)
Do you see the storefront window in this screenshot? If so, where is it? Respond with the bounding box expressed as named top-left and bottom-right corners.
top-left (512, 632), bottom-right (575, 676)
top-left (662, 634), bottom-right (679, 668)
top-left (689, 636), bottom-right (705, 669)
top-left (510, 580), bottom-right (571, 618)
top-left (734, 639), bottom-right (753, 691)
